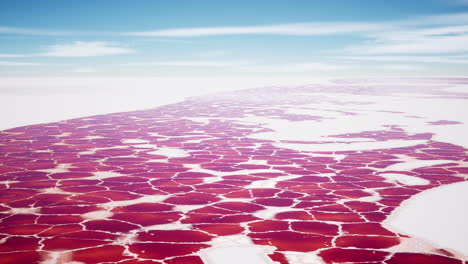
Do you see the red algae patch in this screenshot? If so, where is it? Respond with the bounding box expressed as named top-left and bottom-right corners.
top-left (1, 79), bottom-right (468, 263)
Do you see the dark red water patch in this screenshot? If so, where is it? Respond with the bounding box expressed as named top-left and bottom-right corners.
top-left (319, 248), bottom-right (390, 263)
top-left (312, 211), bottom-right (365, 222)
top-left (342, 222), bottom-right (397, 236)
top-left (250, 231), bottom-right (332, 252)
top-left (42, 237), bottom-right (108, 250)
top-left (73, 245), bottom-right (128, 263)
top-left (164, 192), bottom-right (221, 205)
top-left (193, 223), bottom-right (244, 235)
top-left (0, 224), bottom-right (50, 235)
top-left (249, 220), bottom-right (290, 232)
top-left (84, 219), bottom-right (140, 233)
top-left (0, 236), bottom-right (41, 252)
top-left (0, 251), bottom-right (41, 264)
top-left (290, 221), bottom-right (339, 235)
top-left (275, 210), bottom-right (314, 220)
top-left (335, 235), bottom-right (400, 248)
top-left (268, 252), bottom-right (289, 264)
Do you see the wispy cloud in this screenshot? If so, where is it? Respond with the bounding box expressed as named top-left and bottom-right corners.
top-left (240, 62), bottom-right (348, 73)
top-left (118, 60), bottom-right (245, 67)
top-left (127, 23), bottom-right (383, 37)
top-left (156, 61), bottom-right (232, 67)
top-left (0, 54), bottom-right (27, 58)
top-left (123, 12), bottom-right (468, 57)
top-left (377, 64), bottom-right (423, 71)
top-left (125, 13), bottom-right (468, 38)
top-left (0, 61), bottom-right (42, 66)
top-left (353, 30), bottom-right (468, 54)
top-left (41, 41), bottom-right (134, 57)
top-left (344, 13), bottom-right (468, 54)
top-left (2, 12), bottom-right (468, 73)
top-left (0, 42), bottom-right (134, 58)
top-left (341, 55), bottom-right (468, 64)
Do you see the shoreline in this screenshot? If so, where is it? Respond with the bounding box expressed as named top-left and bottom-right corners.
top-left (383, 181), bottom-right (468, 258)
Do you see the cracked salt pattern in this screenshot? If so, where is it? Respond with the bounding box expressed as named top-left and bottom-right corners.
top-left (0, 78), bottom-right (468, 263)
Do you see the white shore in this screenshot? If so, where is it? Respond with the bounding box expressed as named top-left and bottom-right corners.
top-left (384, 181), bottom-right (468, 256)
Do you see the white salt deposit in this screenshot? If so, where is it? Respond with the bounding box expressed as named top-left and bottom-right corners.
top-left (444, 84), bottom-right (468, 93)
top-left (203, 176), bottom-right (224, 184)
top-left (81, 210), bottom-right (114, 220)
top-left (143, 222), bottom-right (192, 231)
top-left (199, 235), bottom-right (277, 264)
top-left (147, 148), bottom-right (189, 158)
top-left (379, 173), bottom-right (430, 186)
top-left (83, 171), bottom-right (125, 180)
top-left (38, 163), bottom-right (74, 173)
top-left (246, 175), bottom-right (303, 189)
top-left (132, 144), bottom-right (158, 149)
top-left (385, 158), bottom-right (456, 171)
top-left (337, 188), bottom-right (382, 204)
top-left (186, 163), bottom-right (285, 178)
top-left (383, 181), bottom-right (468, 256)
top-left (40, 251), bottom-right (85, 264)
top-left (253, 207), bottom-right (302, 219)
top-left (7, 207), bottom-right (40, 214)
top-left (100, 194), bottom-right (168, 209)
top-left (122, 139), bottom-right (149, 144)
top-left (284, 251), bottom-right (327, 264)
top-left (173, 204), bottom-right (208, 213)
top-left (40, 187), bottom-right (75, 195)
top-left (276, 140), bottom-right (426, 152)
top-left (0, 180), bottom-right (19, 188)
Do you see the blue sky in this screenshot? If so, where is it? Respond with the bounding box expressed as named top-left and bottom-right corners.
top-left (1, 0), bottom-right (468, 76)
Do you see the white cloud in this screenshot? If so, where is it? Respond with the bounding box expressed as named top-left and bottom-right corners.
top-left (355, 33), bottom-right (468, 54)
top-left (123, 12), bottom-right (468, 57)
top-left (156, 61), bottom-right (231, 66)
top-left (377, 64), bottom-right (423, 71)
top-left (125, 12), bottom-right (468, 38)
top-left (347, 14), bottom-right (468, 55)
top-left (118, 60), bottom-right (247, 67)
top-left (0, 61), bottom-right (41, 66)
top-left (241, 62), bottom-right (348, 73)
top-left (0, 54), bottom-right (27, 58)
top-left (341, 55), bottom-right (468, 64)
top-left (127, 22), bottom-right (383, 37)
top-left (42, 41), bottom-right (134, 57)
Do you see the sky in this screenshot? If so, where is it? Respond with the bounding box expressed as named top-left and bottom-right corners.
top-left (1, 0), bottom-right (468, 77)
